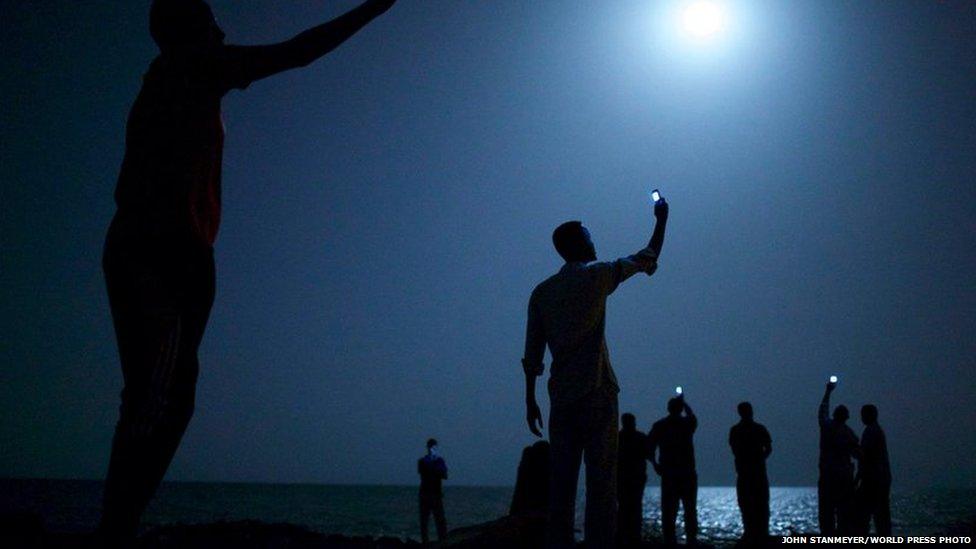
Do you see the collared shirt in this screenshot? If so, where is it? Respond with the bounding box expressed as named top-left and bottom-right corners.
top-left (522, 247), bottom-right (657, 407)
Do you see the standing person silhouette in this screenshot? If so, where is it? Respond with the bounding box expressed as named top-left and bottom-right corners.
top-left (647, 394), bottom-right (698, 546)
top-left (418, 438), bottom-right (448, 544)
top-left (617, 413), bottom-right (650, 547)
top-left (729, 401), bottom-right (772, 545)
top-left (99, 0), bottom-right (397, 543)
top-left (854, 404), bottom-right (891, 535)
top-left (522, 197), bottom-right (669, 549)
top-left (817, 380), bottom-right (861, 535)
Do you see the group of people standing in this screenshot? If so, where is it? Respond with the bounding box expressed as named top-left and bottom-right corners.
top-left (95, 0), bottom-right (892, 547)
top-left (818, 381), bottom-right (892, 537)
top-left (518, 197), bottom-right (891, 546)
top-left (616, 396), bottom-right (772, 547)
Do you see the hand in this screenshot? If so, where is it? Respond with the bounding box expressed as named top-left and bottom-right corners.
top-left (826, 381), bottom-right (836, 393)
top-left (654, 197), bottom-right (669, 221)
top-left (526, 400), bottom-right (544, 438)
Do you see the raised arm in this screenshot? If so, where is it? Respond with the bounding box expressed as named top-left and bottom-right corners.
top-left (522, 295), bottom-right (546, 438)
top-left (819, 382), bottom-right (834, 428)
top-left (222, 0), bottom-right (396, 88)
top-left (683, 399), bottom-right (697, 432)
top-left (649, 197), bottom-right (669, 258)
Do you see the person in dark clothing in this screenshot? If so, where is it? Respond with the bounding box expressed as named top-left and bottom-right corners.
top-left (817, 380), bottom-right (861, 535)
top-left (648, 395), bottom-right (698, 545)
top-left (418, 438), bottom-right (448, 543)
top-left (617, 413), bottom-right (649, 547)
top-left (729, 402), bottom-right (772, 545)
top-left (854, 404), bottom-right (892, 535)
top-left (99, 0), bottom-right (397, 543)
top-left (510, 440), bottom-right (551, 517)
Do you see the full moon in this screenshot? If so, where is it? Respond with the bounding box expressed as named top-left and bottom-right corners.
top-left (682, 1), bottom-right (726, 39)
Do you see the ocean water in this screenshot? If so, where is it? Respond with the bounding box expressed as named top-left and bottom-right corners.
top-left (2, 479), bottom-right (974, 544)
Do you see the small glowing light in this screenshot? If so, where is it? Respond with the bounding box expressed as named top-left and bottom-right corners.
top-left (675, 386), bottom-right (683, 395)
top-left (829, 375), bottom-right (838, 384)
top-left (682, 1), bottom-right (726, 39)
top-left (651, 190), bottom-right (662, 202)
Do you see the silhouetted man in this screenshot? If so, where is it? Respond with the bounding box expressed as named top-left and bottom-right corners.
top-left (817, 381), bottom-right (861, 535)
top-left (418, 438), bottom-right (448, 543)
top-left (522, 198), bottom-right (669, 549)
top-left (854, 404), bottom-right (891, 535)
top-left (99, 0), bottom-right (396, 543)
top-left (648, 395), bottom-right (698, 545)
top-left (729, 402), bottom-right (772, 545)
top-left (617, 413), bottom-right (649, 547)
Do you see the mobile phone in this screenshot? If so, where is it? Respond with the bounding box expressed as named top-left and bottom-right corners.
top-left (651, 189), bottom-right (662, 203)
top-left (829, 375), bottom-right (838, 384)
top-left (675, 386), bottom-right (683, 395)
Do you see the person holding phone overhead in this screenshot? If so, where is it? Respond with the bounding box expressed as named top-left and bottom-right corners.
top-left (521, 190), bottom-right (669, 548)
top-left (99, 1), bottom-right (397, 543)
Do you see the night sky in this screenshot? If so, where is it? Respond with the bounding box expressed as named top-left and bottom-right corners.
top-left (2, 1), bottom-right (974, 489)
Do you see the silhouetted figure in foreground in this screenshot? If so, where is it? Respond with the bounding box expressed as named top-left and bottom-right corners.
top-left (617, 413), bottom-right (649, 547)
top-left (522, 198), bottom-right (669, 549)
top-left (99, 0), bottom-right (396, 543)
top-left (854, 404), bottom-right (891, 535)
top-left (418, 438), bottom-right (448, 543)
top-left (511, 440), bottom-right (551, 517)
top-left (729, 402), bottom-right (772, 545)
top-left (817, 381), bottom-right (861, 535)
top-left (648, 395), bottom-right (698, 545)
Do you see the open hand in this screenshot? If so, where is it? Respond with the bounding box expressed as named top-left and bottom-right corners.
top-left (526, 401), bottom-right (544, 438)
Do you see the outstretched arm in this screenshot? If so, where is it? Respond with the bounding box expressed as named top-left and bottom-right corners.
top-left (222, 0), bottom-right (396, 88)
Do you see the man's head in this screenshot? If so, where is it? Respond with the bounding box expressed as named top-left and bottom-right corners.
top-left (150, 0), bottom-right (225, 53)
top-left (426, 438), bottom-right (437, 452)
top-left (833, 405), bottom-right (849, 423)
top-left (861, 404), bottom-right (879, 425)
top-left (667, 397), bottom-right (683, 416)
top-left (621, 413), bottom-right (636, 431)
top-left (552, 221), bottom-right (596, 263)
top-left (737, 401), bottom-right (753, 421)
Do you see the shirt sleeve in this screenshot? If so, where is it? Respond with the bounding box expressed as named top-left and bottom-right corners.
top-left (597, 246), bottom-right (658, 295)
top-left (212, 45), bottom-right (264, 93)
top-left (522, 291), bottom-right (546, 376)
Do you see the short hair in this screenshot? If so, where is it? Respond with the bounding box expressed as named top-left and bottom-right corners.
top-left (667, 397), bottom-right (683, 414)
top-left (737, 401), bottom-right (753, 419)
top-left (552, 221), bottom-right (585, 261)
top-left (621, 413), bottom-right (636, 429)
top-left (150, 0), bottom-right (213, 51)
top-left (861, 404), bottom-right (878, 424)
top-left (426, 438), bottom-right (438, 449)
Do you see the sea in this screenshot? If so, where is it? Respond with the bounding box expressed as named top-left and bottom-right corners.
top-left (2, 480), bottom-right (974, 544)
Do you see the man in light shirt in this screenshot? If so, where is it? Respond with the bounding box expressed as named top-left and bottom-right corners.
top-left (522, 197), bottom-right (669, 548)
